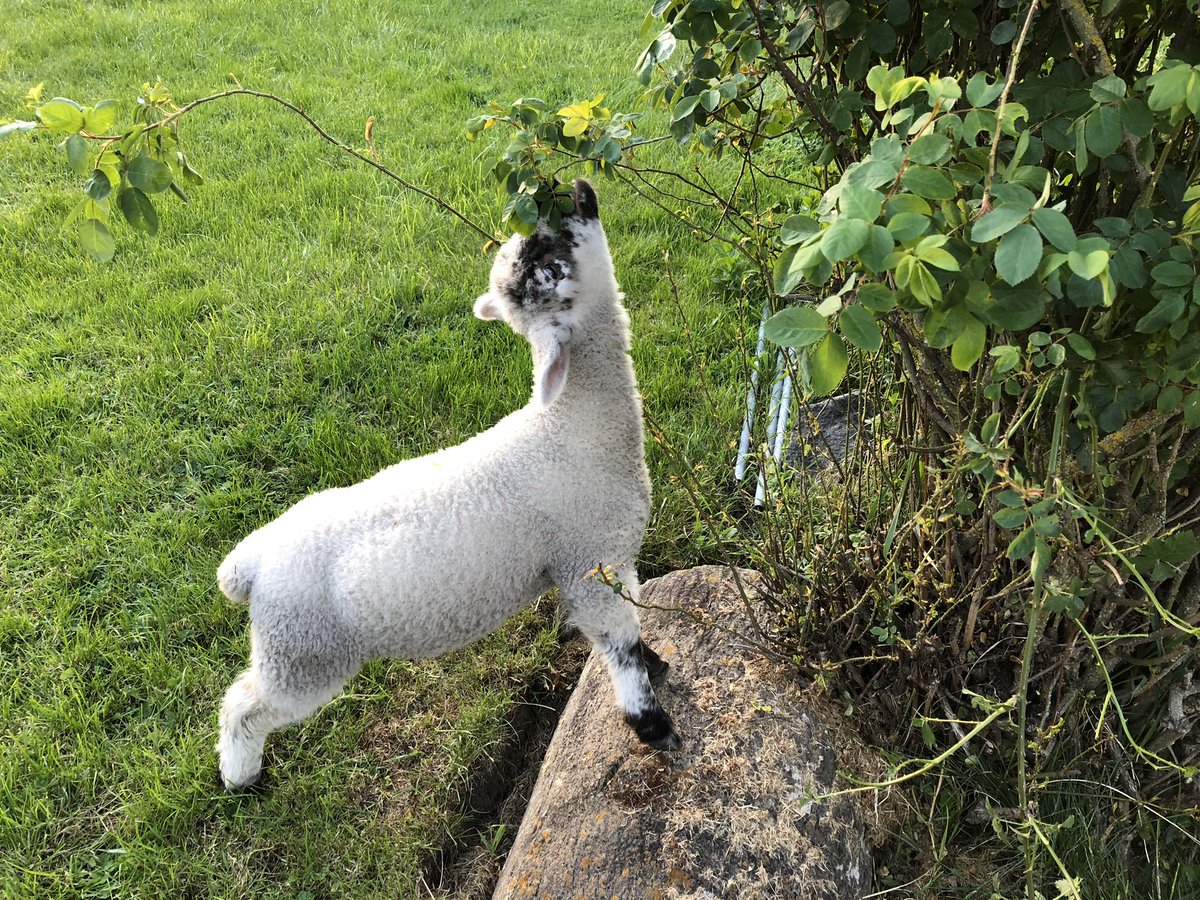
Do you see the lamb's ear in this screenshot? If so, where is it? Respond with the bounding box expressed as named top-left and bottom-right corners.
top-left (532, 324), bottom-right (572, 407)
top-left (474, 294), bottom-right (503, 321)
top-left (572, 178), bottom-right (599, 221)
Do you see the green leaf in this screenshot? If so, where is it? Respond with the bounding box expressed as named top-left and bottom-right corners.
top-left (1147, 62), bottom-right (1195, 111)
top-left (65, 133), bottom-right (89, 175)
top-left (925, 75), bottom-right (961, 102)
top-left (1067, 249), bottom-right (1109, 280)
top-left (858, 225), bottom-right (895, 272)
top-left (848, 158), bottom-right (901, 189)
top-left (924, 303), bottom-right (974, 348)
top-left (1030, 207), bottom-right (1077, 252)
top-left (1090, 75), bottom-right (1127, 102)
top-left (1074, 117), bottom-right (1088, 174)
top-left (915, 235), bottom-right (959, 271)
top-left (994, 507), bottom-right (1028, 529)
top-left (83, 169), bottom-right (111, 201)
top-left (1186, 392), bottom-right (1200, 429)
top-left (1119, 98), bottom-right (1154, 138)
top-left (764, 306), bottom-right (828, 348)
top-left (988, 281), bottom-right (1047, 330)
top-left (886, 193), bottom-right (931, 215)
top-left (1158, 385), bottom-right (1184, 412)
top-left (118, 187), bottom-right (159, 235)
top-left (0, 120), bottom-right (38, 139)
top-left (907, 133), bottom-right (951, 165)
top-left (991, 20), bottom-right (1017, 44)
top-left (994, 223), bottom-right (1042, 285)
top-left (824, 0), bottom-right (851, 29)
top-left (966, 72), bottom-right (1004, 107)
top-left (887, 212), bottom-right (931, 243)
top-left (512, 193), bottom-right (539, 226)
top-left (84, 99), bottom-right (118, 133)
top-left (671, 93), bottom-right (700, 122)
top-left (635, 30), bottom-right (677, 84)
top-left (821, 218), bottom-right (870, 262)
top-left (36, 98), bottom-right (84, 133)
top-left (79, 218), bottom-right (115, 262)
top-left (808, 333), bottom-right (849, 395)
top-left (971, 205), bottom-right (1028, 243)
top-left (780, 215), bottom-right (819, 245)
top-left (901, 166), bottom-right (956, 200)
top-left (1065, 332), bottom-right (1095, 359)
top-left (858, 282), bottom-right (896, 312)
top-left (1007, 524), bottom-right (1037, 560)
top-left (1085, 105), bottom-right (1122, 158)
top-left (907, 259), bottom-right (942, 305)
top-left (816, 294), bottom-right (842, 317)
top-left (981, 412), bottom-right (1000, 443)
top-left (865, 20), bottom-right (897, 53)
top-left (1151, 261), bottom-right (1194, 287)
top-left (1135, 294), bottom-right (1185, 333)
top-left (951, 314), bottom-right (987, 370)
top-left (126, 154), bottom-right (174, 193)
top-left (1034, 515), bottom-right (1061, 538)
top-left (990, 344), bottom-right (1021, 373)
top-left (774, 244), bottom-right (804, 295)
top-left (840, 184), bottom-right (884, 222)
top-left (839, 305), bottom-right (883, 352)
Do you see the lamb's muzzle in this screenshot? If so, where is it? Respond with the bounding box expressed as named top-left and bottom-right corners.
top-left (215, 179), bottom-right (680, 790)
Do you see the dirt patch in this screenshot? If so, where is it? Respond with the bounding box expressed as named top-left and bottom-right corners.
top-left (420, 632), bottom-right (592, 899)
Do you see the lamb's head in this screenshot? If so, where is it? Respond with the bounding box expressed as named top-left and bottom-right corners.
top-left (474, 179), bottom-right (615, 408)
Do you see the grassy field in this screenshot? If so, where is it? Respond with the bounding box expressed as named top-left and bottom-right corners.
top-left (0, 1), bottom-right (746, 896)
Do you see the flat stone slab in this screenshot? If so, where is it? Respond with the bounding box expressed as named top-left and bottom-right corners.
top-left (494, 565), bottom-right (874, 899)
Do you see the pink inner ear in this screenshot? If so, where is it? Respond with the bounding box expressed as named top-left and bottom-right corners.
top-left (537, 342), bottom-right (570, 407)
top-left (474, 295), bottom-right (502, 321)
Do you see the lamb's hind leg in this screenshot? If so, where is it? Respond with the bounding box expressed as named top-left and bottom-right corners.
top-left (216, 658), bottom-right (356, 791)
top-left (216, 668), bottom-right (285, 790)
top-left (563, 565), bottom-right (681, 751)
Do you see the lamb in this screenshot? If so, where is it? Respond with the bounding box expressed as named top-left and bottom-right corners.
top-left (215, 179), bottom-right (681, 790)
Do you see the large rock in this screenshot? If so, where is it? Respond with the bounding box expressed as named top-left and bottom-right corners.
top-left (494, 566), bottom-right (875, 899)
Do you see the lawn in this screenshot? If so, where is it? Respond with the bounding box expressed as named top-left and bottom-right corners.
top-left (0, 1), bottom-right (747, 896)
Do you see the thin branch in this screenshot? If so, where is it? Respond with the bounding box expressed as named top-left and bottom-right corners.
top-left (981, 0), bottom-right (1040, 214)
top-left (746, 0), bottom-right (853, 170)
top-left (94, 88), bottom-right (495, 241)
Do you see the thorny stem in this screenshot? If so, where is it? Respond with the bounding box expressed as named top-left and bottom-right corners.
top-left (91, 88), bottom-right (495, 242)
top-left (981, 0), bottom-right (1040, 214)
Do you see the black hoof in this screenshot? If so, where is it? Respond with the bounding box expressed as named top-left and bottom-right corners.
top-left (639, 639), bottom-right (670, 680)
top-left (219, 767), bottom-right (268, 795)
top-left (626, 709), bottom-right (682, 751)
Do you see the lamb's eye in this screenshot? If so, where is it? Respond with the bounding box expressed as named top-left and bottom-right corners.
top-left (538, 262), bottom-right (562, 281)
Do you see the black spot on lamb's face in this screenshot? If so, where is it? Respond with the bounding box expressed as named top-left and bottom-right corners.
top-left (499, 223), bottom-right (580, 312)
top-left (478, 179), bottom-right (607, 329)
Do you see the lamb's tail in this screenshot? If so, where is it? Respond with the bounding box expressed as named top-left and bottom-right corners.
top-left (217, 542), bottom-right (261, 605)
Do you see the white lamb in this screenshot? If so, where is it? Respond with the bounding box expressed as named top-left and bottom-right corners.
top-left (215, 179), bottom-right (681, 790)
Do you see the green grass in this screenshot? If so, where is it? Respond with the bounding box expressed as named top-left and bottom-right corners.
top-left (0, 1), bottom-right (748, 896)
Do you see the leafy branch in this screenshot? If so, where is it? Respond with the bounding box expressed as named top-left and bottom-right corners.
top-left (3, 81), bottom-right (494, 261)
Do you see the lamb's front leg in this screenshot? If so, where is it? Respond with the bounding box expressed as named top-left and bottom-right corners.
top-left (563, 565), bottom-right (681, 750)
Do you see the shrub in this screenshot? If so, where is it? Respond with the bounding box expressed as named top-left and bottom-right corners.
top-left (468, 0), bottom-right (1200, 893)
